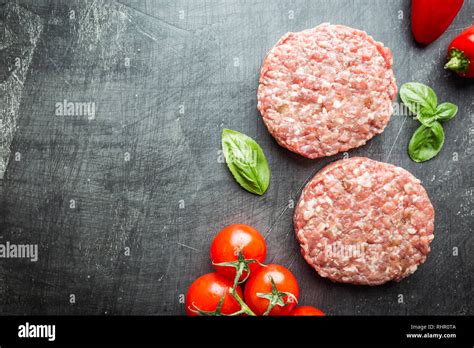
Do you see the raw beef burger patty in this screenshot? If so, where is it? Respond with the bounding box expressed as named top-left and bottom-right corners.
top-left (257, 23), bottom-right (397, 159)
top-left (294, 157), bottom-right (434, 285)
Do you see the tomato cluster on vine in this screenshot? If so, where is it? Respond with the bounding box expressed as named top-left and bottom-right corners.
top-left (185, 224), bottom-right (325, 316)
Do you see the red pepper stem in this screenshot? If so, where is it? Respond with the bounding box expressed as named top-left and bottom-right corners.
top-left (445, 48), bottom-right (469, 73)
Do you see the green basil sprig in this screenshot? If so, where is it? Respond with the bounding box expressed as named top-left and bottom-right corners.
top-left (400, 82), bottom-right (458, 163)
top-left (221, 128), bottom-right (270, 195)
top-left (433, 102), bottom-right (458, 122)
top-left (408, 122), bottom-right (445, 163)
top-left (400, 82), bottom-right (437, 118)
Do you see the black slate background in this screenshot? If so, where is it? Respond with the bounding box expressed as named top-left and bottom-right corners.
top-left (0, 0), bottom-right (472, 315)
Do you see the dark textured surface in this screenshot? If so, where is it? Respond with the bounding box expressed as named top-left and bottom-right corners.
top-left (0, 0), bottom-right (472, 315)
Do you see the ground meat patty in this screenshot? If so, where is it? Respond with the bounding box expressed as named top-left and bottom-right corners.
top-left (294, 157), bottom-right (434, 285)
top-left (257, 23), bottom-right (397, 159)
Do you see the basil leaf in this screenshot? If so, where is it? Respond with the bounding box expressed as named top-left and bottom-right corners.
top-left (408, 122), bottom-right (445, 163)
top-left (434, 102), bottom-right (458, 122)
top-left (400, 82), bottom-right (437, 116)
top-left (221, 128), bottom-right (270, 195)
top-left (417, 109), bottom-right (438, 127)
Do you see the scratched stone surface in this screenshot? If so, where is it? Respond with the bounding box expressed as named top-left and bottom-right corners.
top-left (0, 0), bottom-right (472, 315)
top-left (0, 3), bottom-right (42, 179)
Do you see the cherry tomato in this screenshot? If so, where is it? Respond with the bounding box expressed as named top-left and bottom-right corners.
top-left (185, 273), bottom-right (243, 316)
top-left (446, 25), bottom-right (474, 78)
top-left (210, 224), bottom-right (266, 282)
top-left (244, 264), bottom-right (299, 316)
top-left (289, 306), bottom-right (325, 316)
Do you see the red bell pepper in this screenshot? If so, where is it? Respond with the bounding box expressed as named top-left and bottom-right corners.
top-left (411, 0), bottom-right (464, 45)
top-left (445, 25), bottom-right (474, 78)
